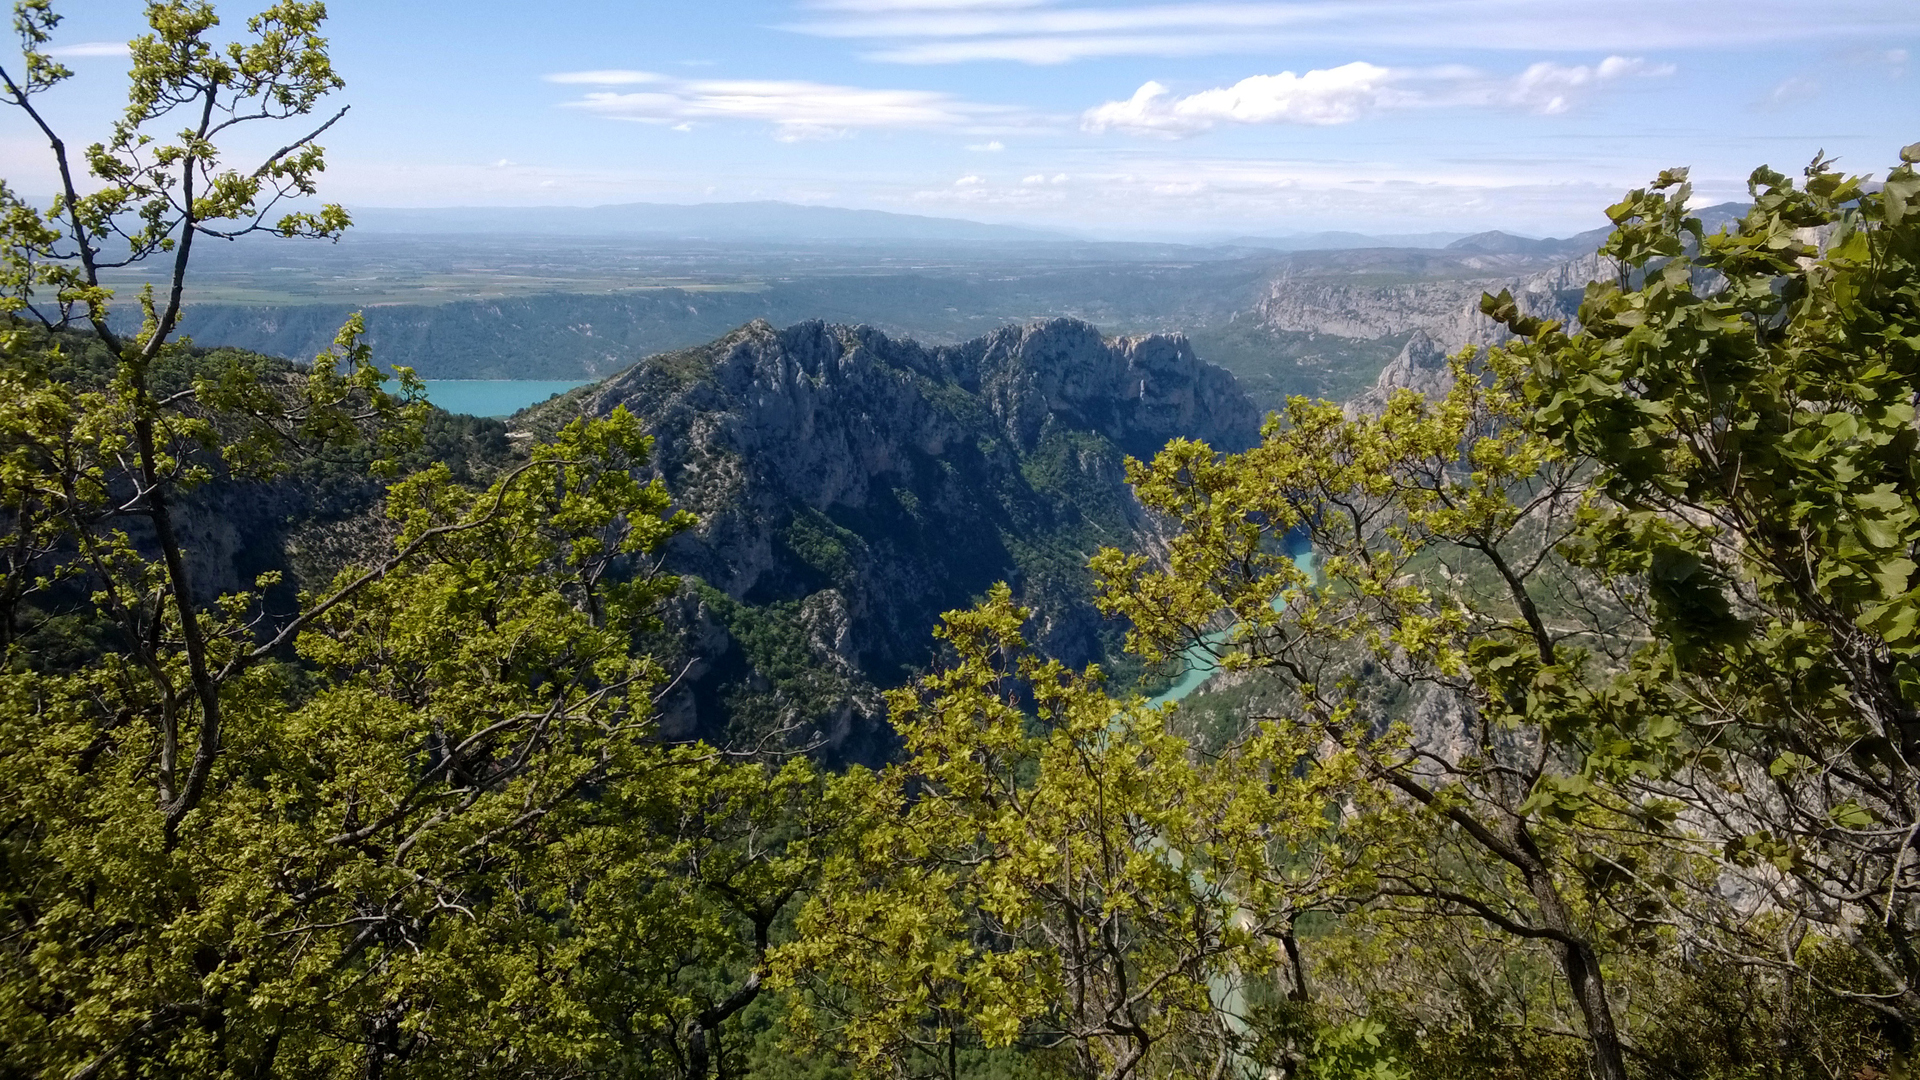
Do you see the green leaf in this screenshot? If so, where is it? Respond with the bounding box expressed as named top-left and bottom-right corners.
top-left (1769, 752), bottom-right (1814, 778)
top-left (1830, 801), bottom-right (1877, 829)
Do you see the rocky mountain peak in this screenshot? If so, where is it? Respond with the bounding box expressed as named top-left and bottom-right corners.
top-left (527, 317), bottom-right (1261, 752)
top-left (1346, 329), bottom-right (1454, 415)
top-left (959, 317), bottom-right (1261, 458)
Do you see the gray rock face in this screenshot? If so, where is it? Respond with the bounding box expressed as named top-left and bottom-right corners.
top-left (969, 320), bottom-right (1259, 459)
top-left (1248, 242), bottom-right (1628, 365)
top-left (1252, 277), bottom-right (1506, 341)
top-left (1347, 329), bottom-right (1455, 416)
top-left (535, 317), bottom-right (1260, 753)
top-left (562, 316), bottom-right (1257, 595)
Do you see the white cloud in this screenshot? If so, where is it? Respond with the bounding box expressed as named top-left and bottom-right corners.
top-left (869, 32), bottom-right (1292, 64)
top-left (550, 70), bottom-right (1019, 140)
top-left (544, 70), bottom-right (667, 85)
top-left (800, 4), bottom-right (1327, 40)
top-left (1507, 56), bottom-right (1674, 114)
top-left (1084, 63), bottom-right (1401, 135)
top-left (1761, 75), bottom-right (1821, 109)
top-left (955, 174), bottom-right (986, 185)
top-left (43, 41), bottom-right (129, 58)
top-left (1020, 173), bottom-right (1069, 184)
top-left (968, 139), bottom-right (1006, 150)
top-left (1085, 56), bottom-right (1672, 136)
top-left (783, 0), bottom-right (1919, 65)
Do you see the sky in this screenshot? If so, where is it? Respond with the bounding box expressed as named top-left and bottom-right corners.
top-left (3, 0), bottom-right (1918, 239)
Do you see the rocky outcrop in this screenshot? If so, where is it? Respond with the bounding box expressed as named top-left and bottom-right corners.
top-left (528, 317), bottom-right (1260, 754)
top-left (1346, 330), bottom-right (1455, 415)
top-left (1248, 239), bottom-right (1629, 364)
top-left (1252, 277), bottom-right (1505, 342)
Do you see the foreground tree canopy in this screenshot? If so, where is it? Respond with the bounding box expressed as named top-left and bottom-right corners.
top-left (3, 3), bottom-right (1917, 1078)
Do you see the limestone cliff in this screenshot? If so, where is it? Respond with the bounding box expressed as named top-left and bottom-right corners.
top-left (524, 317), bottom-right (1261, 756)
top-left (1346, 329), bottom-right (1455, 416)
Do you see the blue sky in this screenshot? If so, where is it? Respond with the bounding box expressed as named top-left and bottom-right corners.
top-left (5, 0), bottom-right (1918, 238)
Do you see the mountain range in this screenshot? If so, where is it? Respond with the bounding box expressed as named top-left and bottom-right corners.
top-left (345, 201), bottom-right (1073, 244)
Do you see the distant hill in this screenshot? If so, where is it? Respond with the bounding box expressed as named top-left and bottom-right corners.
top-left (346, 200), bottom-right (1071, 244)
top-left (1444, 203), bottom-right (1752, 258)
top-left (1447, 225), bottom-right (1627, 256)
top-left (1225, 231), bottom-right (1469, 251)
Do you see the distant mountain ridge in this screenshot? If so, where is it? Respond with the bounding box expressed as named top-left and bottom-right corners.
top-left (1224, 231), bottom-right (1472, 251)
top-left (347, 200), bottom-right (1072, 243)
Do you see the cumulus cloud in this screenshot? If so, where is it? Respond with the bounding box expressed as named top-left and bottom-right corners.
top-left (1084, 63), bottom-right (1401, 135)
top-left (968, 139), bottom-right (1006, 150)
top-left (549, 70), bottom-right (1017, 140)
top-left (1506, 56), bottom-right (1674, 114)
top-left (1085, 56), bottom-right (1672, 136)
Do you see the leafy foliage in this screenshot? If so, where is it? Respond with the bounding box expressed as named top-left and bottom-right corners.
top-left (776, 584), bottom-right (1353, 1080)
top-left (1487, 145), bottom-right (1920, 1051)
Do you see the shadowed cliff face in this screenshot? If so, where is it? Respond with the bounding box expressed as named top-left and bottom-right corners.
top-left (528, 317), bottom-right (1260, 757)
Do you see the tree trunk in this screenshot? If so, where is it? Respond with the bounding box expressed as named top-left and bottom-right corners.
top-left (1281, 920), bottom-right (1310, 1003)
top-left (1516, 845), bottom-right (1629, 1080)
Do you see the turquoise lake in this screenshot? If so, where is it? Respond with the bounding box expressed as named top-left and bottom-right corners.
top-left (418, 380), bottom-right (591, 419)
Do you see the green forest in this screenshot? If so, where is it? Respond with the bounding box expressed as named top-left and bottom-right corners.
top-left (2, 4), bottom-right (1917, 1078)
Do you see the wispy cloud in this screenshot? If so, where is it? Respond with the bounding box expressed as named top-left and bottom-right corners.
top-left (43, 41), bottom-right (130, 58)
top-left (1507, 56), bottom-right (1674, 114)
top-left (547, 70), bottom-right (1023, 140)
top-left (1759, 76), bottom-right (1821, 109)
top-left (808, 0), bottom-right (1048, 10)
top-left (784, 0), bottom-right (1920, 64)
top-left (547, 70), bottom-right (669, 85)
top-left (868, 33), bottom-right (1297, 64)
top-left (1084, 57), bottom-right (1673, 136)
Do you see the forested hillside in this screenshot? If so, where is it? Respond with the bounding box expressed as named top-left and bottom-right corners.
top-left (3, 5), bottom-right (1917, 1080)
